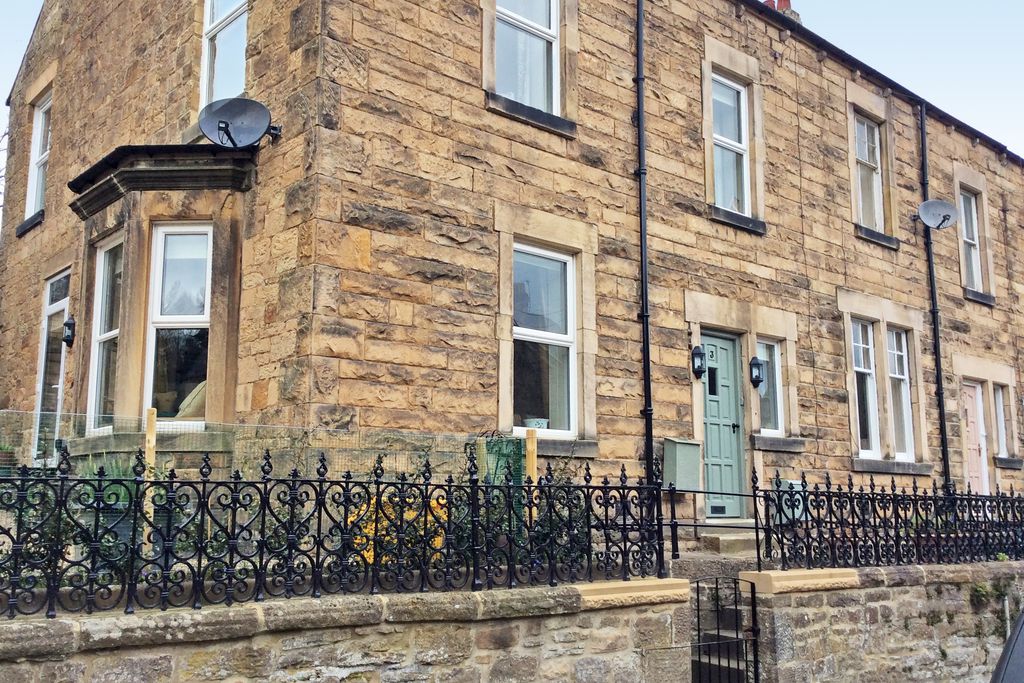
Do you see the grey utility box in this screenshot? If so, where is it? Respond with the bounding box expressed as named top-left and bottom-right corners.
top-left (662, 437), bottom-right (701, 489)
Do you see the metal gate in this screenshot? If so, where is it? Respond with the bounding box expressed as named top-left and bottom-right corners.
top-left (691, 577), bottom-right (760, 682)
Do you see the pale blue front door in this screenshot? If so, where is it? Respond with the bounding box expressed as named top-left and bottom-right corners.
top-left (702, 334), bottom-right (744, 517)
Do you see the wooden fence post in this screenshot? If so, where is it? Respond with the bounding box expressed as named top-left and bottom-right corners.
top-left (525, 429), bottom-right (538, 481)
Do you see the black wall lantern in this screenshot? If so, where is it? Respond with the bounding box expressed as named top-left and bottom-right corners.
top-left (749, 355), bottom-right (765, 390)
top-left (691, 345), bottom-right (706, 380)
top-left (62, 315), bottom-right (76, 348)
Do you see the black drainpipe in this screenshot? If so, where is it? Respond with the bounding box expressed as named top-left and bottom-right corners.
top-left (634, 0), bottom-right (655, 479)
top-left (919, 101), bottom-right (953, 492)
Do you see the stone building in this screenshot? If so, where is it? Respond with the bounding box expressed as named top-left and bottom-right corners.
top-left (0, 0), bottom-right (1022, 514)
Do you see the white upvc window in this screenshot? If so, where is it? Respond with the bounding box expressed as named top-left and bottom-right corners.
top-left (87, 240), bottom-right (124, 433)
top-left (33, 270), bottom-right (70, 465)
top-left (495, 0), bottom-right (560, 114)
top-left (144, 225), bottom-right (212, 425)
top-left (851, 319), bottom-right (880, 458)
top-left (854, 114), bottom-right (884, 230)
top-left (887, 328), bottom-right (915, 462)
top-left (994, 384), bottom-right (1010, 458)
top-left (25, 93), bottom-right (52, 218)
top-left (757, 339), bottom-right (784, 437)
top-left (200, 0), bottom-right (249, 106)
top-left (512, 243), bottom-right (576, 439)
top-left (711, 73), bottom-right (750, 216)
top-left (959, 189), bottom-right (983, 292)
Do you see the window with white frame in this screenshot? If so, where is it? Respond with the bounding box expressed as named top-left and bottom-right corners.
top-left (88, 241), bottom-right (124, 431)
top-left (25, 93), bottom-right (52, 217)
top-left (201, 0), bottom-right (248, 105)
top-left (711, 73), bottom-right (750, 215)
top-left (512, 243), bottom-right (576, 437)
top-left (959, 189), bottom-right (984, 292)
top-left (994, 384), bottom-right (1010, 458)
top-left (854, 114), bottom-right (884, 231)
top-left (757, 339), bottom-right (784, 436)
top-left (495, 0), bottom-right (559, 114)
top-left (145, 226), bottom-right (212, 421)
top-left (887, 328), bottom-right (914, 462)
top-left (851, 319), bottom-right (880, 458)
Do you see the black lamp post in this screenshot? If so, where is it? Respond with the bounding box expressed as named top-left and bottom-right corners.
top-left (918, 198), bottom-right (959, 494)
top-left (691, 345), bottom-right (707, 380)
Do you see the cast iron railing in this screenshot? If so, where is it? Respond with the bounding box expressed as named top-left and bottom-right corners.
top-left (760, 471), bottom-right (1024, 570)
top-left (0, 446), bottom-right (663, 619)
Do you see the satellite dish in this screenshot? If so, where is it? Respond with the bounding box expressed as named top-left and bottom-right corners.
top-left (199, 98), bottom-right (281, 149)
top-left (917, 199), bottom-right (958, 230)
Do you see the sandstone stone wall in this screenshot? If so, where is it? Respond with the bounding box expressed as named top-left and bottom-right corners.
top-left (0, 0), bottom-right (1022, 490)
top-left (747, 562), bottom-right (1024, 682)
top-left (0, 579), bottom-right (692, 682)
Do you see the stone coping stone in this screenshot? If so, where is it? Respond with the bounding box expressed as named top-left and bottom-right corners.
top-left (741, 560), bottom-right (1024, 596)
top-left (0, 579), bottom-right (690, 663)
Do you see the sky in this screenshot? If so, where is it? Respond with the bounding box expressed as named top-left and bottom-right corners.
top-left (0, 0), bottom-right (1020, 155)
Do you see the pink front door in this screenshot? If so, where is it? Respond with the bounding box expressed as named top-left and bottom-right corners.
top-left (961, 383), bottom-right (988, 494)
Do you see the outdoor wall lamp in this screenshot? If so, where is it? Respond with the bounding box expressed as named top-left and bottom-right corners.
top-left (691, 345), bottom-right (706, 380)
top-left (62, 315), bottom-right (76, 348)
top-left (749, 356), bottom-right (765, 390)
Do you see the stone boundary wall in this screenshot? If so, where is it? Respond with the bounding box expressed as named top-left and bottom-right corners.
top-left (0, 579), bottom-right (691, 682)
top-left (742, 562), bottom-right (1024, 682)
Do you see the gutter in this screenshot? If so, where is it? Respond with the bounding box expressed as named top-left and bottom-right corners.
top-left (735, 0), bottom-right (1023, 167)
top-left (635, 0), bottom-right (655, 477)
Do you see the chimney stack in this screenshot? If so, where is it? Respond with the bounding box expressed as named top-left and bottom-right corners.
top-left (764, 0), bottom-right (802, 24)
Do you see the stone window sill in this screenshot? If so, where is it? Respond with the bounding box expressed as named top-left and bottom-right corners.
top-left (485, 92), bottom-right (577, 139)
top-left (537, 439), bottom-right (597, 459)
top-left (854, 223), bottom-right (900, 250)
top-left (15, 210), bottom-right (44, 238)
top-left (852, 458), bottom-right (932, 477)
top-left (709, 205), bottom-right (767, 236)
top-left (964, 288), bottom-right (995, 307)
top-left (995, 456), bottom-right (1024, 470)
top-left (751, 434), bottom-right (805, 453)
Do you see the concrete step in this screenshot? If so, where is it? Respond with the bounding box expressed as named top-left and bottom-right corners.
top-left (699, 532), bottom-right (757, 555)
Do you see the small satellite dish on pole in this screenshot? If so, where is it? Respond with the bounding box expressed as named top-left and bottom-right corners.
top-left (199, 98), bottom-right (281, 149)
top-left (917, 199), bottom-right (959, 230)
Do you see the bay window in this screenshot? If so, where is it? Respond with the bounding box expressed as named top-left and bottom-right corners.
top-left (512, 243), bottom-right (576, 437)
top-left (495, 0), bottom-right (559, 114)
top-left (201, 0), bottom-right (248, 105)
top-left (145, 225), bottom-right (212, 422)
top-left (88, 241), bottom-right (124, 431)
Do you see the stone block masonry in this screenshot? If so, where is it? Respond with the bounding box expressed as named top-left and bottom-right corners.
top-left (0, 579), bottom-right (692, 682)
top-left (743, 562), bottom-right (1024, 682)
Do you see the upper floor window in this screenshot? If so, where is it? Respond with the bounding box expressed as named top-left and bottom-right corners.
top-left (959, 189), bottom-right (983, 292)
top-left (711, 74), bottom-right (750, 216)
top-left (202, 0), bottom-right (248, 105)
top-left (512, 243), bottom-right (576, 437)
top-left (26, 93), bottom-right (52, 218)
top-left (854, 114), bottom-right (884, 231)
top-left (495, 0), bottom-right (559, 114)
top-left (756, 339), bottom-right (784, 436)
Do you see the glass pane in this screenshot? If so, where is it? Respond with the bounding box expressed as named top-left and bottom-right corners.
top-left (964, 242), bottom-right (980, 290)
top-left (961, 192), bottom-right (977, 241)
top-left (161, 233), bottom-right (209, 316)
top-left (34, 159), bottom-right (48, 212)
top-left (713, 145), bottom-right (745, 214)
top-left (712, 80), bottom-right (742, 143)
top-left (495, 20), bottom-right (553, 113)
top-left (36, 312), bottom-right (65, 457)
top-left (497, 0), bottom-right (552, 28)
top-left (514, 250), bottom-right (568, 334)
top-left (211, 0), bottom-right (245, 25)
top-left (38, 107), bottom-right (51, 155)
top-left (48, 273), bottom-right (70, 305)
top-left (856, 372), bottom-right (875, 452)
top-left (210, 12), bottom-right (248, 102)
top-left (152, 328), bottom-right (209, 419)
top-left (858, 163), bottom-right (878, 228)
top-left (758, 343), bottom-right (779, 432)
top-left (855, 119), bottom-right (869, 161)
top-left (100, 245), bottom-right (124, 334)
top-left (890, 376), bottom-right (909, 455)
top-left (96, 338), bottom-right (118, 428)
top-left (513, 340), bottom-right (570, 431)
